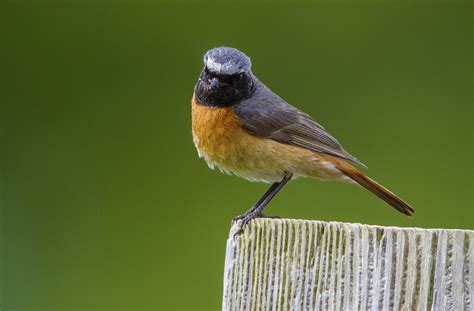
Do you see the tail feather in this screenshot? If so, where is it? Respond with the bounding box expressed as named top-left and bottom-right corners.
top-left (337, 164), bottom-right (414, 216)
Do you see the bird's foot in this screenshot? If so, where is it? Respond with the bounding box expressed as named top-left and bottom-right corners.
top-left (231, 212), bottom-right (252, 223)
top-left (232, 210), bottom-right (281, 236)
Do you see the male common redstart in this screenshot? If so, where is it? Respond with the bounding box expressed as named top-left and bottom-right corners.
top-left (192, 47), bottom-right (414, 227)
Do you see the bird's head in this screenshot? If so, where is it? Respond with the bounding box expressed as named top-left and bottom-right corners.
top-left (195, 47), bottom-right (255, 107)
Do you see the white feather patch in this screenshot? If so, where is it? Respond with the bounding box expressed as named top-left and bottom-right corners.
top-left (205, 57), bottom-right (242, 75)
top-left (321, 161), bottom-right (338, 172)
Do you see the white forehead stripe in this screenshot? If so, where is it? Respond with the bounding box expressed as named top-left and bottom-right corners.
top-left (205, 57), bottom-right (242, 75)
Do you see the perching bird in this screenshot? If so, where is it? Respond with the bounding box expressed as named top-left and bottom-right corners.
top-left (191, 47), bottom-right (414, 228)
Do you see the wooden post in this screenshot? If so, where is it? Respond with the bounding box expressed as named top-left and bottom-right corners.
top-left (223, 219), bottom-right (473, 310)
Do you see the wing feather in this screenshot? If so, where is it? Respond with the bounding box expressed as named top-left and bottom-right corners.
top-left (234, 81), bottom-right (366, 167)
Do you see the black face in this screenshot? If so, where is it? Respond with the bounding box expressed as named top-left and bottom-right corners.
top-left (194, 67), bottom-right (255, 107)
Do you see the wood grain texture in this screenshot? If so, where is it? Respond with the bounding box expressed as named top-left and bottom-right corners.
top-left (223, 219), bottom-right (473, 310)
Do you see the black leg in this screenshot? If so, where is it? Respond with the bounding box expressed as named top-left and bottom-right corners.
top-left (232, 182), bottom-right (280, 222)
top-left (233, 174), bottom-right (292, 230)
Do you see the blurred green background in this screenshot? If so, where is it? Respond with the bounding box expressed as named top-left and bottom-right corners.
top-left (2, 0), bottom-right (472, 310)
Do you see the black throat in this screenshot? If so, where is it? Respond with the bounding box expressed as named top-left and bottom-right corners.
top-left (194, 70), bottom-right (255, 107)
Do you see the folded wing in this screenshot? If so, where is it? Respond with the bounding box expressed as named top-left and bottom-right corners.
top-left (234, 82), bottom-right (366, 167)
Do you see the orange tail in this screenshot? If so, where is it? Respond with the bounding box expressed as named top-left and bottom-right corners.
top-left (337, 163), bottom-right (414, 216)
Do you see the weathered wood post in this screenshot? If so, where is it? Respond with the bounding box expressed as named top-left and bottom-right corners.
top-left (223, 219), bottom-right (473, 310)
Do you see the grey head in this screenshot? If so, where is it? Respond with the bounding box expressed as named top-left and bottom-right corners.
top-left (204, 47), bottom-right (252, 75)
top-left (195, 47), bottom-right (256, 107)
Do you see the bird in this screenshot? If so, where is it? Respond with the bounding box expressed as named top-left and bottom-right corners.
top-left (191, 46), bottom-right (414, 228)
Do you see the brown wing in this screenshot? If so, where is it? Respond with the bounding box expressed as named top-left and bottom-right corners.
top-left (234, 81), bottom-right (366, 167)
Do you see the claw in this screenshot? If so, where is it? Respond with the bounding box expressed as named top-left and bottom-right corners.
top-left (231, 214), bottom-right (246, 223)
top-left (232, 211), bottom-right (281, 237)
top-left (241, 211), bottom-right (263, 228)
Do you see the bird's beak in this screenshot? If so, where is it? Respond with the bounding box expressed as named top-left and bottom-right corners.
top-left (209, 77), bottom-right (219, 89)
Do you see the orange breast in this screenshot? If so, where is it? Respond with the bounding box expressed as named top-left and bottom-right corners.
top-left (191, 95), bottom-right (253, 172)
top-left (191, 95), bottom-right (349, 183)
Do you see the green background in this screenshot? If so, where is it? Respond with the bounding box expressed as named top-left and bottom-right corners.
top-left (2, 1), bottom-right (472, 310)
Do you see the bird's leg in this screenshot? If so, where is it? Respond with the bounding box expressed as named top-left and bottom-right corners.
top-left (232, 182), bottom-right (280, 222)
top-left (233, 174), bottom-right (292, 229)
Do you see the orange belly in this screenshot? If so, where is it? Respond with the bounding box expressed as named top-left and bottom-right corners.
top-left (191, 95), bottom-right (349, 183)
